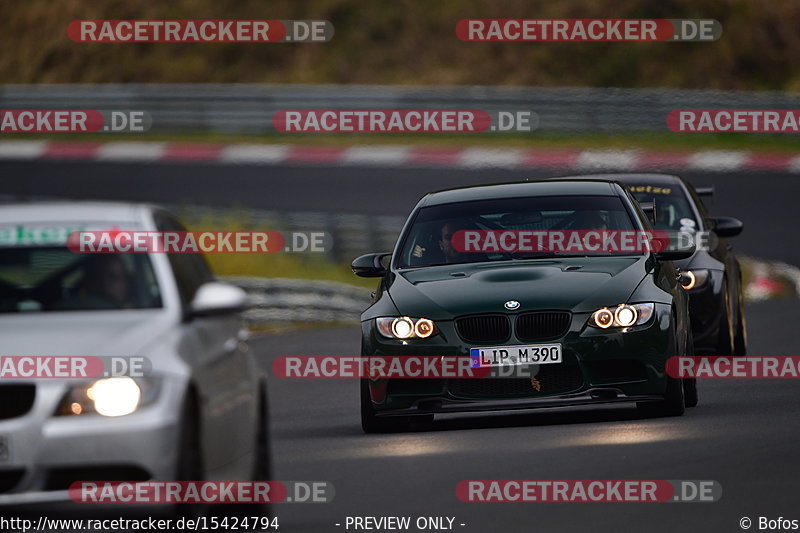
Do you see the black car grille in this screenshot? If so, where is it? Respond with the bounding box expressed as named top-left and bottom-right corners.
top-left (0, 384), bottom-right (36, 420)
top-left (449, 364), bottom-right (584, 398)
top-left (515, 311), bottom-right (572, 341)
top-left (455, 315), bottom-right (511, 343)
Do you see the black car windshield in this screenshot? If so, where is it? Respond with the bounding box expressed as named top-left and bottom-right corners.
top-left (626, 184), bottom-right (700, 233)
top-left (0, 246), bottom-right (163, 313)
top-left (397, 195), bottom-right (638, 268)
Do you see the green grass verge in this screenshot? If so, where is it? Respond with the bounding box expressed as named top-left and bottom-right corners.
top-left (7, 131), bottom-right (800, 153)
top-left (180, 209), bottom-right (378, 290)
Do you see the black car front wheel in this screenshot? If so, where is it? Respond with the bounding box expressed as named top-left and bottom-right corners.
top-left (638, 373), bottom-right (686, 417)
top-left (683, 329), bottom-right (698, 408)
top-left (733, 275), bottom-right (748, 355)
top-left (716, 279), bottom-right (736, 356)
top-left (638, 323), bottom-right (687, 417)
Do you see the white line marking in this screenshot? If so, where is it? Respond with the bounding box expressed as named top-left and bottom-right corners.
top-left (0, 140), bottom-right (48, 159)
top-left (460, 147), bottom-right (525, 168)
top-left (341, 145), bottom-right (411, 165)
top-left (687, 150), bottom-right (748, 171)
top-left (576, 149), bottom-right (639, 170)
top-left (96, 142), bottom-right (166, 161)
top-left (219, 144), bottom-right (290, 164)
top-left (787, 155), bottom-right (800, 173)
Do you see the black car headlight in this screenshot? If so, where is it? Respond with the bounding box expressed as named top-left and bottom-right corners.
top-left (588, 303), bottom-right (655, 329)
top-left (55, 376), bottom-right (161, 417)
top-left (376, 317), bottom-right (437, 339)
top-left (679, 269), bottom-right (711, 291)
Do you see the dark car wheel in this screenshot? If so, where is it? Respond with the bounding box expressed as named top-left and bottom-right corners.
top-left (638, 321), bottom-right (686, 417)
top-left (361, 379), bottom-right (432, 433)
top-left (683, 377), bottom-right (698, 408)
top-left (716, 279), bottom-right (735, 356)
top-left (639, 373), bottom-right (685, 417)
top-left (683, 330), bottom-right (698, 408)
top-left (175, 392), bottom-right (207, 518)
top-left (218, 382), bottom-right (272, 518)
top-left (733, 276), bottom-right (748, 355)
top-left (253, 381), bottom-right (271, 481)
top-left (227, 383), bottom-right (271, 517)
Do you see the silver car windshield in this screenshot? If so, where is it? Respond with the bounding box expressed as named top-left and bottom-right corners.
top-left (0, 247), bottom-right (163, 313)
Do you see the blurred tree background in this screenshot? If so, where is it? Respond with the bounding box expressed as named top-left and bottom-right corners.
top-left (1, 0), bottom-right (799, 90)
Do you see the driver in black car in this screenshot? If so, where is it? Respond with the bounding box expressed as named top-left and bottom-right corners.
top-left (412, 219), bottom-right (477, 265)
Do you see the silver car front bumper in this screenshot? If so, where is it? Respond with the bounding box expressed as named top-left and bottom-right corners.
top-left (0, 378), bottom-right (183, 506)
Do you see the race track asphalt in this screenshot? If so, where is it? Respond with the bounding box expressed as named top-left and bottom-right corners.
top-left (3, 159), bottom-right (798, 532)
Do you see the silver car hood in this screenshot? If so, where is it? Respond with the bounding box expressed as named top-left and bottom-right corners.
top-left (0, 310), bottom-right (176, 358)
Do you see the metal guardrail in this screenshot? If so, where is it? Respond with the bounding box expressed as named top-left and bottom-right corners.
top-left (224, 276), bottom-right (371, 325)
top-left (4, 84), bottom-right (800, 133)
top-left (171, 204), bottom-right (404, 263)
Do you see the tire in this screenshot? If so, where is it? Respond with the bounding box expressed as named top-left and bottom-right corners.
top-left (177, 396), bottom-right (203, 480)
top-left (175, 392), bottom-right (207, 518)
top-left (638, 318), bottom-right (686, 417)
top-left (683, 378), bottom-right (698, 408)
top-left (253, 382), bottom-right (271, 481)
top-left (683, 329), bottom-right (698, 408)
top-left (639, 373), bottom-right (686, 417)
top-left (716, 279), bottom-right (735, 356)
top-left (360, 379), bottom-right (432, 433)
top-left (218, 382), bottom-right (271, 518)
top-left (733, 276), bottom-right (748, 355)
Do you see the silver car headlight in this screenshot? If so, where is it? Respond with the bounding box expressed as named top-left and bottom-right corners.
top-left (56, 376), bottom-right (161, 417)
top-left (679, 269), bottom-right (711, 291)
top-left (376, 317), bottom-right (437, 339)
top-left (588, 303), bottom-right (655, 329)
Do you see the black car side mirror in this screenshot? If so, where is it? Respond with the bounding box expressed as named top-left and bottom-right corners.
top-left (655, 242), bottom-right (696, 262)
top-left (352, 252), bottom-right (391, 277)
top-left (709, 217), bottom-right (743, 238)
top-left (640, 200), bottom-right (657, 225)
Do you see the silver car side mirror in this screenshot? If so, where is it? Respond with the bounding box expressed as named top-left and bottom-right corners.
top-left (189, 281), bottom-right (248, 317)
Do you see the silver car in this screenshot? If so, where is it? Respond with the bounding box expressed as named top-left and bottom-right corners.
top-left (0, 201), bottom-right (269, 508)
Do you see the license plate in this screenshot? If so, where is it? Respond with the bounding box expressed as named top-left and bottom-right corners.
top-left (470, 344), bottom-right (562, 368)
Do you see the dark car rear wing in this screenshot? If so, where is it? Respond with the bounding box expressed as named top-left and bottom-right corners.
top-left (695, 186), bottom-right (714, 197)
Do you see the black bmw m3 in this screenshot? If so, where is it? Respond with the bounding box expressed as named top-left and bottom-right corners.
top-left (353, 179), bottom-right (696, 433)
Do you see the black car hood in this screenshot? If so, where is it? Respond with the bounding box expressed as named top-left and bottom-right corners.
top-left (388, 256), bottom-right (650, 319)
